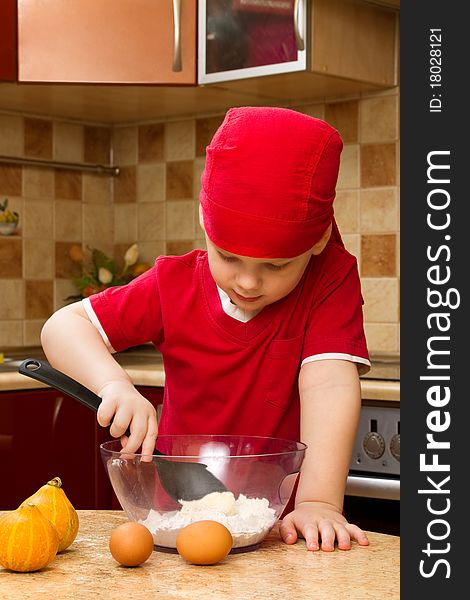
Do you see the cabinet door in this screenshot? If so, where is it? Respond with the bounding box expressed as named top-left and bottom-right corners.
top-left (17, 0), bottom-right (196, 84)
top-left (198, 0), bottom-right (307, 83)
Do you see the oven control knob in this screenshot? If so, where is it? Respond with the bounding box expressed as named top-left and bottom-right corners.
top-left (390, 434), bottom-right (400, 462)
top-left (362, 432), bottom-right (385, 459)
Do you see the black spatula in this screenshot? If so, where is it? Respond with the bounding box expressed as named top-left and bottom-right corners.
top-left (18, 358), bottom-right (227, 502)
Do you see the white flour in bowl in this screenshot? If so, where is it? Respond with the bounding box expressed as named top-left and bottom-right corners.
top-left (140, 492), bottom-right (277, 549)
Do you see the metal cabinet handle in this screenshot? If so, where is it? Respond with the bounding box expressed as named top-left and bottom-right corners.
top-left (172, 0), bottom-right (182, 72)
top-left (293, 0), bottom-right (305, 52)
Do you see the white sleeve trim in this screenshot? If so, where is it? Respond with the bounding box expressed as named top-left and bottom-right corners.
top-left (82, 298), bottom-right (116, 353)
top-left (301, 353), bottom-right (371, 375)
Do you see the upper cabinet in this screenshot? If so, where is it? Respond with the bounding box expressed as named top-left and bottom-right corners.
top-left (3, 0), bottom-right (196, 84)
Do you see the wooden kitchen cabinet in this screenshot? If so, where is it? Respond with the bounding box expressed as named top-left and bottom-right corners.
top-left (0, 386), bottom-right (163, 511)
top-left (2, 0), bottom-right (196, 84)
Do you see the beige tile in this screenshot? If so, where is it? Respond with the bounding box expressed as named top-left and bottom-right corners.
top-left (23, 239), bottom-right (54, 279)
top-left (23, 167), bottom-right (54, 199)
top-left (325, 100), bottom-right (358, 144)
top-left (0, 320), bottom-right (24, 347)
top-left (193, 238), bottom-right (207, 251)
top-left (361, 234), bottom-right (396, 277)
top-left (360, 143), bottom-right (396, 188)
top-left (24, 118), bottom-right (53, 159)
top-left (54, 169), bottom-right (82, 200)
top-left (364, 323), bottom-right (399, 353)
top-left (334, 190), bottom-right (359, 233)
top-left (138, 203), bottom-right (165, 241)
top-left (138, 124), bottom-right (164, 162)
top-left (84, 126), bottom-right (111, 164)
top-left (0, 164), bottom-right (22, 196)
top-left (83, 204), bottom-right (113, 245)
top-left (53, 121), bottom-right (84, 162)
top-left (361, 278), bottom-right (399, 323)
top-left (54, 279), bottom-right (80, 310)
top-left (114, 166), bottom-right (137, 203)
top-left (114, 204), bottom-right (138, 244)
top-left (293, 104), bottom-right (325, 121)
top-left (25, 280), bottom-right (53, 319)
top-left (342, 234), bottom-right (360, 264)
top-left (166, 161), bottom-right (194, 200)
top-left (361, 87), bottom-right (399, 99)
top-left (83, 173), bottom-right (112, 204)
top-left (135, 241), bottom-right (166, 265)
top-left (1, 279), bottom-right (24, 318)
top-left (166, 200), bottom-right (195, 240)
top-left (23, 319), bottom-right (46, 346)
top-left (0, 113), bottom-right (23, 156)
top-left (55, 200), bottom-right (83, 241)
top-left (166, 240), bottom-right (194, 256)
top-left (55, 242), bottom-right (83, 279)
top-left (360, 95), bottom-right (398, 144)
top-left (113, 126), bottom-right (138, 165)
top-left (336, 144), bottom-right (359, 189)
top-left (195, 116), bottom-right (225, 157)
top-left (137, 163), bottom-right (165, 203)
top-left (165, 120), bottom-right (195, 161)
top-left (360, 189), bottom-right (398, 233)
top-left (193, 158), bottom-right (205, 198)
top-left (22, 200), bottom-right (53, 239)
top-left (0, 238), bottom-right (22, 277)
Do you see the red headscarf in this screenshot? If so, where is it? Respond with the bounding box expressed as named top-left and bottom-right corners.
top-left (200, 106), bottom-right (344, 258)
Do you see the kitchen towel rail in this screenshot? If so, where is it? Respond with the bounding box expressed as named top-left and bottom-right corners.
top-left (0, 155), bottom-right (120, 176)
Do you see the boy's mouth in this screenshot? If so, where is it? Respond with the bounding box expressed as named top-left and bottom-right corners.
top-left (233, 291), bottom-right (263, 303)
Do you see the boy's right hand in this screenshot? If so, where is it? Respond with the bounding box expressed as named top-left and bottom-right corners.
top-left (96, 380), bottom-right (158, 461)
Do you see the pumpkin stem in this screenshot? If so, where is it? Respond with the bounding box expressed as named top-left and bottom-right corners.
top-left (47, 477), bottom-right (63, 488)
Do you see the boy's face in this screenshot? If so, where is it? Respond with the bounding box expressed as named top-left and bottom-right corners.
top-left (202, 221), bottom-right (332, 312)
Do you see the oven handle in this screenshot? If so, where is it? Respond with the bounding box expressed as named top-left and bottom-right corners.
top-left (346, 475), bottom-right (400, 501)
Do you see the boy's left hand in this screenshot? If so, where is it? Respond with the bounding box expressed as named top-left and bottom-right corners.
top-left (279, 501), bottom-right (369, 551)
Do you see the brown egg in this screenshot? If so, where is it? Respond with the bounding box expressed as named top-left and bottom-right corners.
top-left (176, 520), bottom-right (233, 565)
top-left (109, 521), bottom-right (154, 567)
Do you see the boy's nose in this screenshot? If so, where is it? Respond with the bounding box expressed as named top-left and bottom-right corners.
top-left (236, 270), bottom-right (261, 292)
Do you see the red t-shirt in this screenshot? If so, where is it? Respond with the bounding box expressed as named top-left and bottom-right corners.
top-left (86, 246), bottom-right (369, 442)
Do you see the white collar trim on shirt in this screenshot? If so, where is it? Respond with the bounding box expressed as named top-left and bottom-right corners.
top-left (216, 286), bottom-right (261, 323)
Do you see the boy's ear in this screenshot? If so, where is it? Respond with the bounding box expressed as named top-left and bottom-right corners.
top-left (198, 204), bottom-right (205, 232)
top-left (311, 223), bottom-right (333, 255)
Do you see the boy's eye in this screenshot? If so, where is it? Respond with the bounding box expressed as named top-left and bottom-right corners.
top-left (218, 252), bottom-right (238, 263)
top-left (266, 262), bottom-right (289, 271)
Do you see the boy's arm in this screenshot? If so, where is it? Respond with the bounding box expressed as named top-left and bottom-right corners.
top-left (41, 301), bottom-right (158, 457)
top-left (280, 359), bottom-right (369, 551)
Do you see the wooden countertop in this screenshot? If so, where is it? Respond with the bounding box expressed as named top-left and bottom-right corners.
top-left (0, 510), bottom-right (400, 599)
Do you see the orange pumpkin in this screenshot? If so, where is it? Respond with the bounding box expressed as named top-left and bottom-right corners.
top-left (0, 503), bottom-right (59, 572)
top-left (21, 477), bottom-right (79, 552)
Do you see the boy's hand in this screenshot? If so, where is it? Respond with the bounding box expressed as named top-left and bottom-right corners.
top-left (96, 380), bottom-right (158, 461)
top-left (279, 501), bottom-right (369, 551)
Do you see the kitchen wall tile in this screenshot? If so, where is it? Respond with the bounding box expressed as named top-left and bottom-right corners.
top-left (55, 242), bottom-right (82, 279)
top-left (193, 238), bottom-right (207, 251)
top-left (138, 203), bottom-right (165, 241)
top-left (23, 239), bottom-right (54, 280)
top-left (133, 241), bottom-right (166, 265)
top-left (336, 144), bottom-right (359, 190)
top-left (361, 143), bottom-right (396, 188)
top-left (1, 279), bottom-right (24, 318)
top-left (54, 279), bottom-right (80, 311)
top-left (23, 319), bottom-right (45, 346)
top-left (23, 167), bottom-right (54, 199)
top-left (360, 95), bottom-right (398, 143)
top-left (325, 100), bottom-right (359, 144)
top-left (193, 157), bottom-right (205, 198)
top-left (0, 113), bottom-right (23, 156)
top-left (83, 204), bottom-right (113, 245)
top-left (361, 278), bottom-right (398, 322)
top-left (0, 164), bottom-right (22, 196)
top-left (165, 121), bottom-right (195, 161)
top-left (82, 174), bottom-right (112, 204)
top-left (54, 169), bottom-right (82, 201)
top-left (0, 320), bottom-right (23, 347)
top-left (166, 200), bottom-right (195, 240)
top-left (361, 86), bottom-right (398, 99)
top-left (55, 200), bottom-right (82, 241)
top-left (166, 240), bottom-right (194, 256)
top-left (22, 200), bottom-right (53, 239)
top-left (137, 163), bottom-right (165, 203)
top-left (84, 126), bottom-right (111, 164)
top-left (361, 234), bottom-right (396, 277)
top-left (294, 104), bottom-right (325, 120)
top-left (114, 166), bottom-right (137, 203)
top-left (360, 188), bottom-right (398, 233)
top-left (113, 126), bottom-right (138, 165)
top-left (166, 161), bottom-right (193, 200)
top-left (53, 121), bottom-right (84, 162)
top-left (114, 204), bottom-right (138, 244)
top-left (24, 118), bottom-right (53, 159)
top-left (334, 190), bottom-right (359, 234)
top-left (25, 280), bottom-right (53, 319)
top-left (364, 323), bottom-right (399, 353)
top-left (0, 239), bottom-right (22, 277)
top-left (341, 234), bottom-right (360, 264)
top-left (195, 116), bottom-right (224, 157)
top-left (138, 124), bottom-right (164, 162)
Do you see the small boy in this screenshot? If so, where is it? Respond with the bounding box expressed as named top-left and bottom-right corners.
top-left (41, 106), bottom-right (370, 552)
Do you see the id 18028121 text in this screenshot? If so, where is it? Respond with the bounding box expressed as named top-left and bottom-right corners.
top-left (429, 29), bottom-right (442, 113)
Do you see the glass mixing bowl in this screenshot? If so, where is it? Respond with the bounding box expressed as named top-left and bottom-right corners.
top-left (100, 435), bottom-right (306, 553)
